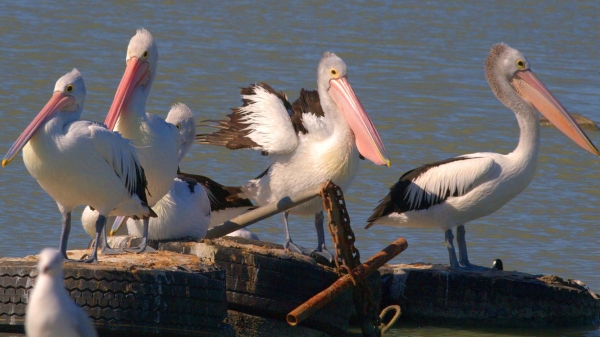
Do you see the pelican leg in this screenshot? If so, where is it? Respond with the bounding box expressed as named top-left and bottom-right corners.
top-left (58, 210), bottom-right (72, 261)
top-left (82, 215), bottom-right (107, 263)
top-left (444, 229), bottom-right (460, 269)
top-left (282, 211), bottom-right (311, 255)
top-left (124, 218), bottom-right (157, 253)
top-left (455, 225), bottom-right (487, 271)
top-left (456, 225), bottom-right (471, 267)
top-left (100, 220), bottom-right (124, 255)
top-left (312, 212), bottom-right (334, 263)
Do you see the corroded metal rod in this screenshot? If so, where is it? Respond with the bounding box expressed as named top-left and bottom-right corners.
top-left (204, 183), bottom-right (323, 239)
top-left (286, 237), bottom-right (408, 326)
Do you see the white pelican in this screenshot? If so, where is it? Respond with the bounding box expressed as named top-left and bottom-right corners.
top-left (198, 52), bottom-right (390, 259)
top-left (2, 69), bottom-right (155, 263)
top-left (103, 28), bottom-right (180, 252)
top-left (366, 43), bottom-right (600, 269)
top-left (25, 248), bottom-right (98, 337)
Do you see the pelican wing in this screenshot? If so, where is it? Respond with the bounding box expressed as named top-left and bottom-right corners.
top-left (367, 155), bottom-right (497, 226)
top-left (197, 83), bottom-right (300, 155)
top-left (177, 170), bottom-right (255, 212)
top-left (88, 123), bottom-right (150, 204)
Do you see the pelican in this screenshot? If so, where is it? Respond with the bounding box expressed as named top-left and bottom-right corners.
top-left (2, 69), bottom-right (154, 263)
top-left (110, 103), bottom-right (256, 240)
top-left (366, 43), bottom-right (600, 270)
top-left (103, 28), bottom-right (180, 252)
top-left (197, 52), bottom-right (390, 259)
top-left (25, 249), bottom-right (98, 337)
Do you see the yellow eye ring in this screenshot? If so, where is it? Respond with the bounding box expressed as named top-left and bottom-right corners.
top-left (330, 69), bottom-right (338, 76)
top-left (142, 51), bottom-right (149, 59)
top-left (516, 59), bottom-right (525, 69)
top-left (65, 84), bottom-right (75, 93)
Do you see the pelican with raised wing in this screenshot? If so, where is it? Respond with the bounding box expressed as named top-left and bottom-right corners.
top-left (2, 69), bottom-right (155, 263)
top-left (198, 52), bottom-right (389, 259)
top-left (366, 43), bottom-right (600, 269)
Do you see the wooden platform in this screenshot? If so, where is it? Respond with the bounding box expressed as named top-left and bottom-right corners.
top-left (379, 263), bottom-right (600, 327)
top-left (2, 238), bottom-right (599, 336)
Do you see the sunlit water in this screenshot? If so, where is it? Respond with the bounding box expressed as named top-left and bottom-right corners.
top-left (0, 1), bottom-right (598, 336)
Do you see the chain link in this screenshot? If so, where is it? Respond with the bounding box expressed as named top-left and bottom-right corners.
top-left (321, 181), bottom-right (382, 336)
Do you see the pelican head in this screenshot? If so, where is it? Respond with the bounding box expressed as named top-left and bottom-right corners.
top-left (105, 28), bottom-right (158, 130)
top-left (486, 43), bottom-right (600, 156)
top-left (3, 69), bottom-right (86, 167)
top-left (165, 103), bottom-right (196, 163)
top-left (317, 52), bottom-right (390, 167)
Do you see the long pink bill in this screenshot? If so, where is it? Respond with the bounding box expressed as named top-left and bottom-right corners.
top-left (104, 57), bottom-right (150, 130)
top-left (513, 70), bottom-right (600, 156)
top-left (2, 92), bottom-right (75, 167)
top-left (328, 77), bottom-right (391, 167)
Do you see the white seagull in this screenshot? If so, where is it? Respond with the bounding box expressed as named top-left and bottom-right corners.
top-left (26, 248), bottom-right (98, 337)
top-left (366, 43), bottom-right (600, 269)
top-left (2, 69), bottom-right (155, 263)
top-left (198, 52), bottom-right (389, 259)
top-left (103, 28), bottom-right (180, 252)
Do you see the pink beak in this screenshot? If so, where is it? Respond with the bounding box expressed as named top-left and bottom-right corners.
top-left (512, 70), bottom-right (600, 156)
top-left (328, 77), bottom-right (391, 166)
top-left (104, 57), bottom-right (150, 130)
top-left (3, 92), bottom-right (75, 167)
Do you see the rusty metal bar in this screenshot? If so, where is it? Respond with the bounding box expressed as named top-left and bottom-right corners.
top-left (286, 237), bottom-right (408, 326)
top-left (321, 181), bottom-right (377, 336)
top-left (204, 183), bottom-right (323, 239)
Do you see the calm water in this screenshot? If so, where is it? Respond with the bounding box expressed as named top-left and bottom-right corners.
top-left (0, 1), bottom-right (598, 336)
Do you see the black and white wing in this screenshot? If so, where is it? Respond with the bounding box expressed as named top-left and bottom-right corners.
top-left (366, 155), bottom-right (497, 227)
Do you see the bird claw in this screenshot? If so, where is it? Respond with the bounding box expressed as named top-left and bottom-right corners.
top-left (81, 257), bottom-right (98, 264)
top-left (283, 240), bottom-right (313, 256)
top-left (123, 237), bottom-right (157, 254)
top-left (311, 247), bottom-right (334, 264)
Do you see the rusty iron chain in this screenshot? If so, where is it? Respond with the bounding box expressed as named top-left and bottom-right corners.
top-left (320, 181), bottom-right (382, 336)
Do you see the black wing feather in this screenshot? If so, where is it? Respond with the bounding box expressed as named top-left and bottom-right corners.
top-left (367, 157), bottom-right (474, 225)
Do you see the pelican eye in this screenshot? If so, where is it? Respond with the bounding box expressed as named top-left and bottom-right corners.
top-left (516, 59), bottom-right (525, 69)
top-left (142, 51), bottom-right (149, 59)
top-left (330, 69), bottom-right (338, 76)
top-left (65, 84), bottom-right (75, 93)
top-left (176, 124), bottom-right (181, 130)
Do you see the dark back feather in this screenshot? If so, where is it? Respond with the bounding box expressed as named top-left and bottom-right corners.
top-left (367, 157), bottom-right (474, 226)
top-left (177, 170), bottom-right (254, 212)
top-left (290, 89), bottom-right (324, 134)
